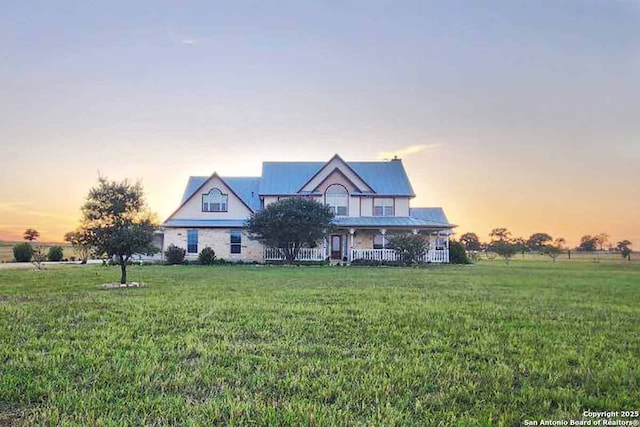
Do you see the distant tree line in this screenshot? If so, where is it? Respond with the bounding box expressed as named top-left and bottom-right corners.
top-left (459, 229), bottom-right (632, 262)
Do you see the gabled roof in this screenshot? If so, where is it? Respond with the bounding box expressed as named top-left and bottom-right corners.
top-left (259, 162), bottom-right (323, 195)
top-left (179, 176), bottom-right (261, 212)
top-left (409, 208), bottom-right (452, 226)
top-left (165, 174), bottom-right (261, 226)
top-left (350, 161), bottom-right (415, 196)
top-left (224, 177), bottom-right (262, 212)
top-left (259, 160), bottom-right (415, 196)
top-left (297, 154), bottom-right (372, 193)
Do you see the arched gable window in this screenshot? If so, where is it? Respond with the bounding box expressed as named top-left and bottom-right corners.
top-left (325, 184), bottom-right (348, 216)
top-left (202, 188), bottom-right (228, 212)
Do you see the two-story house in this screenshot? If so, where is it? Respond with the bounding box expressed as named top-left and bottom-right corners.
top-left (162, 154), bottom-right (455, 263)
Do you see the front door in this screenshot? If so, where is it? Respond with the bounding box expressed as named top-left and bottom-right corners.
top-left (330, 235), bottom-right (343, 260)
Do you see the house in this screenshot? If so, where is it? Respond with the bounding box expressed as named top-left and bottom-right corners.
top-left (161, 154), bottom-right (455, 263)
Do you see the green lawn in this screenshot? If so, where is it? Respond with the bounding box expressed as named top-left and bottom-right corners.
top-left (0, 261), bottom-right (638, 426)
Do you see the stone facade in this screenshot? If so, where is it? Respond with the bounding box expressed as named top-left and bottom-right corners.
top-left (163, 228), bottom-right (264, 262)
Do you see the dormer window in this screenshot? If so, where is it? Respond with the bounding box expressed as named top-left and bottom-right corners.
top-left (325, 184), bottom-right (348, 216)
top-left (202, 188), bottom-right (228, 212)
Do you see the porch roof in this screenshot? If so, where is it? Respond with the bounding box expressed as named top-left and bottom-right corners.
top-left (163, 219), bottom-right (247, 228)
top-left (332, 216), bottom-right (453, 228)
top-left (409, 207), bottom-right (450, 224)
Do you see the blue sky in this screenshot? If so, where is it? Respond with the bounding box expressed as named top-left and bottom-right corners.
top-left (1, 0), bottom-right (638, 245)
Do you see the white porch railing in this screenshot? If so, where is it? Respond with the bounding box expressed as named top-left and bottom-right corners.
top-left (424, 249), bottom-right (449, 263)
top-left (351, 248), bottom-right (449, 263)
top-left (264, 247), bottom-right (326, 261)
top-left (350, 248), bottom-right (398, 262)
top-left (264, 247), bottom-right (449, 263)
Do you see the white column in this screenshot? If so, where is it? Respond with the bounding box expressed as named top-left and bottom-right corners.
top-left (380, 228), bottom-right (387, 249)
top-left (445, 232), bottom-right (450, 263)
top-left (349, 228), bottom-right (355, 261)
top-left (323, 236), bottom-right (328, 259)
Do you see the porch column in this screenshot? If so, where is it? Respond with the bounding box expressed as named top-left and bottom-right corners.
top-left (380, 228), bottom-right (387, 249)
top-left (348, 228), bottom-right (355, 262)
top-left (323, 236), bottom-right (328, 259)
top-left (444, 232), bottom-right (450, 263)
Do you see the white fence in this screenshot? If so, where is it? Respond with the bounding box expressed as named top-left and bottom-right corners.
top-left (351, 248), bottom-right (449, 263)
top-left (265, 247), bottom-right (449, 263)
top-left (350, 248), bottom-right (398, 262)
top-left (264, 247), bottom-right (326, 261)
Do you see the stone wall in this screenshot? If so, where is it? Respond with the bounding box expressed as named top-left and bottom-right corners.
top-left (163, 228), bottom-right (264, 262)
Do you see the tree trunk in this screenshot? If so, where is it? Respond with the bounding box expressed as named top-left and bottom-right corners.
top-left (119, 256), bottom-right (127, 284)
top-left (283, 244), bottom-right (299, 265)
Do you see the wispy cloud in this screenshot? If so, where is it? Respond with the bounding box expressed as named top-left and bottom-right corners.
top-left (169, 29), bottom-right (200, 46)
top-left (377, 144), bottom-right (440, 160)
top-left (0, 202), bottom-right (30, 211)
top-left (0, 202), bottom-right (71, 220)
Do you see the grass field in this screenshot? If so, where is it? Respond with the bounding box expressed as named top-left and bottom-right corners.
top-left (0, 261), bottom-right (638, 426)
top-left (0, 242), bottom-right (74, 263)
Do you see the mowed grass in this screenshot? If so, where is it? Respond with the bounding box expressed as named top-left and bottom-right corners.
top-left (0, 261), bottom-right (638, 426)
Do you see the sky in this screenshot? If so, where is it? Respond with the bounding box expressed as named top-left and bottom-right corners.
top-left (1, 0), bottom-right (639, 247)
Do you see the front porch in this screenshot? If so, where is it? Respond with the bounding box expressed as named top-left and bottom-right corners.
top-left (264, 228), bottom-right (451, 263)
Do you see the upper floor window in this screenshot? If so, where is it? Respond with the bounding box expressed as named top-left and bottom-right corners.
top-left (325, 184), bottom-right (348, 216)
top-left (374, 198), bottom-right (394, 216)
top-left (202, 188), bottom-right (228, 212)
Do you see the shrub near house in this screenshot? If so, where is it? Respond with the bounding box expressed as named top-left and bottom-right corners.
top-left (165, 244), bottom-right (186, 265)
top-left (198, 247), bottom-right (217, 265)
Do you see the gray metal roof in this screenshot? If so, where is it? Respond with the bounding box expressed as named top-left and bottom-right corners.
top-left (164, 219), bottom-right (247, 228)
top-left (169, 159), bottom-right (454, 229)
top-left (224, 177), bottom-right (262, 211)
top-left (409, 208), bottom-right (450, 225)
top-left (259, 162), bottom-right (322, 195)
top-left (259, 161), bottom-right (415, 196)
top-left (180, 176), bottom-right (261, 212)
top-left (333, 216), bottom-right (452, 228)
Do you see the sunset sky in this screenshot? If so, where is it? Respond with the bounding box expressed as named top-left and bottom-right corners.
top-left (1, 0), bottom-right (639, 247)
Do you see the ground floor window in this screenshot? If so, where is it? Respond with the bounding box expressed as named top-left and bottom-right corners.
top-left (436, 237), bottom-right (447, 250)
top-left (187, 229), bottom-right (198, 253)
top-left (230, 230), bottom-right (242, 254)
top-left (373, 234), bottom-right (390, 249)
